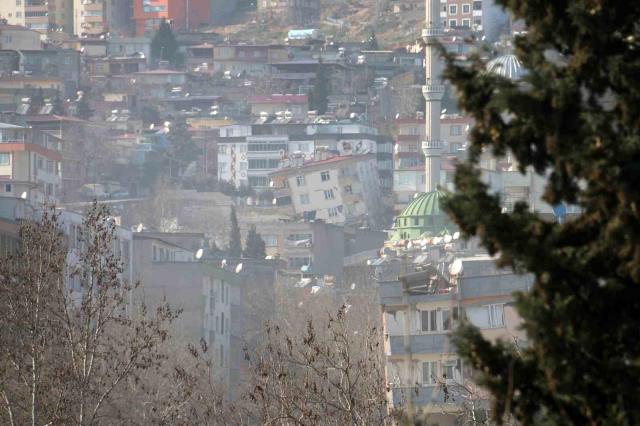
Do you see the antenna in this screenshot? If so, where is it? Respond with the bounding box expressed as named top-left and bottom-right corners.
top-left (221, 259), bottom-right (227, 268)
top-left (449, 258), bottom-right (463, 276)
top-left (444, 234), bottom-right (452, 243)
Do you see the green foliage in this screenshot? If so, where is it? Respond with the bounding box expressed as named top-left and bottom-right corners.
top-left (167, 117), bottom-right (198, 177)
top-left (150, 19), bottom-right (183, 67)
top-left (367, 31), bottom-right (379, 50)
top-left (227, 207), bottom-right (242, 257)
top-left (243, 226), bottom-right (266, 259)
top-left (75, 87), bottom-right (93, 120)
top-left (311, 59), bottom-right (329, 114)
top-left (442, 0), bottom-right (640, 424)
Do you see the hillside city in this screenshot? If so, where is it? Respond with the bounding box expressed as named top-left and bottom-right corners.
top-left (0, 0), bottom-right (636, 425)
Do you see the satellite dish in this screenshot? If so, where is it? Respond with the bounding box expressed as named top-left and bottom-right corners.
top-left (149, 123), bottom-right (155, 130)
top-left (449, 259), bottom-right (463, 276)
top-left (20, 191), bottom-right (28, 199)
top-left (441, 108), bottom-right (447, 114)
top-left (235, 263), bottom-right (243, 273)
top-left (453, 231), bottom-right (460, 240)
top-left (310, 286), bottom-right (321, 294)
top-left (432, 236), bottom-right (442, 245)
top-left (195, 248), bottom-right (204, 259)
top-left (444, 234), bottom-right (452, 243)
top-left (344, 304), bottom-right (352, 313)
top-left (135, 223), bottom-right (144, 232)
top-left (350, 283), bottom-right (356, 290)
top-left (272, 198), bottom-right (277, 205)
top-left (221, 259), bottom-right (227, 268)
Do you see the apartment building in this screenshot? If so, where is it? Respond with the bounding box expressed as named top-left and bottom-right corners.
top-left (440, 0), bottom-right (509, 41)
top-left (0, 123), bottom-right (62, 204)
top-left (132, 0), bottom-right (211, 36)
top-left (270, 152), bottom-right (382, 226)
top-left (0, 24), bottom-right (41, 50)
top-left (249, 95), bottom-right (308, 120)
top-left (377, 252), bottom-right (531, 421)
top-left (212, 44), bottom-right (288, 77)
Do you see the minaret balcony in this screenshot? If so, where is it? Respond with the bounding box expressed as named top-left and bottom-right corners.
top-left (422, 27), bottom-right (444, 42)
top-left (422, 84), bottom-right (445, 100)
top-left (422, 140), bottom-right (443, 154)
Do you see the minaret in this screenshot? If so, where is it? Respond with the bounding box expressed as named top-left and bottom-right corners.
top-left (421, 0), bottom-right (445, 193)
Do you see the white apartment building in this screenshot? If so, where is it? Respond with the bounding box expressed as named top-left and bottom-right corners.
top-left (0, 123), bottom-right (62, 204)
top-left (270, 153), bottom-right (382, 225)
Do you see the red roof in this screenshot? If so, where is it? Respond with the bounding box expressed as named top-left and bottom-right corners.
top-left (249, 95), bottom-right (308, 104)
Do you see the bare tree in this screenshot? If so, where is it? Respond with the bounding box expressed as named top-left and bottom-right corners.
top-left (0, 208), bottom-right (67, 426)
top-left (0, 204), bottom-right (180, 425)
top-left (245, 304), bottom-right (393, 425)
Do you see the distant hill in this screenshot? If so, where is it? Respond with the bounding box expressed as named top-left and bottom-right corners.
top-left (209, 0), bottom-right (425, 47)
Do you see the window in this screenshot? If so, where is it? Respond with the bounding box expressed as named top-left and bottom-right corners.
top-left (248, 159), bottom-right (280, 169)
top-left (462, 3), bottom-right (471, 13)
top-left (422, 361), bottom-right (438, 385)
top-left (466, 304), bottom-right (505, 328)
top-left (4, 184), bottom-right (11, 193)
top-left (449, 4), bottom-right (457, 14)
top-left (248, 176), bottom-right (269, 187)
top-left (328, 207), bottom-right (339, 217)
top-left (37, 157), bottom-right (43, 170)
top-left (462, 19), bottom-right (471, 27)
top-left (220, 311), bottom-right (224, 335)
top-left (323, 189), bottom-right (334, 200)
top-left (473, 0), bottom-right (482, 10)
top-left (296, 175), bottom-right (306, 186)
top-left (218, 145), bottom-right (227, 154)
top-left (442, 310), bottom-right (451, 330)
top-left (221, 281), bottom-right (225, 303)
top-left (219, 344), bottom-right (224, 367)
top-left (420, 309), bottom-right (454, 332)
top-left (449, 19), bottom-right (457, 27)
top-left (0, 153), bottom-right (9, 165)
top-left (343, 185), bottom-right (353, 195)
top-left (263, 235), bottom-right (278, 247)
top-left (450, 125), bottom-right (462, 136)
top-left (218, 162), bottom-right (227, 173)
top-left (474, 16), bottom-right (482, 26)
top-left (320, 171), bottom-right (330, 182)
top-left (299, 193), bottom-right (310, 205)
top-left (247, 142), bottom-right (287, 152)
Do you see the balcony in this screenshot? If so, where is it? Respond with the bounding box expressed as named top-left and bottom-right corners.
top-left (459, 273), bottom-right (531, 299)
top-left (392, 385), bottom-right (447, 407)
top-left (389, 333), bottom-right (449, 355)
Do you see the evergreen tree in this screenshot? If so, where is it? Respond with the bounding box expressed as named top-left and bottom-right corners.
top-left (227, 207), bottom-right (242, 258)
top-left (311, 59), bottom-right (329, 114)
top-left (441, 1), bottom-right (640, 424)
top-left (150, 19), bottom-right (183, 67)
top-left (366, 31), bottom-right (379, 50)
top-left (51, 91), bottom-right (64, 115)
top-left (75, 88), bottom-right (93, 120)
top-left (166, 117), bottom-right (198, 176)
top-left (243, 226), bottom-right (266, 259)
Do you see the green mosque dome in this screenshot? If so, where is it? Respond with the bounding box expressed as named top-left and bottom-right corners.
top-left (390, 190), bottom-right (454, 241)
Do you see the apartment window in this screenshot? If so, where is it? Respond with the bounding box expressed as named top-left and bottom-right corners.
top-left (0, 153), bottom-right (9, 165)
top-left (343, 185), bottom-right (353, 195)
top-left (299, 193), bottom-right (310, 205)
top-left (4, 184), bottom-right (11, 193)
top-left (466, 304), bottom-right (505, 328)
top-left (221, 281), bottom-right (225, 303)
top-left (248, 159), bottom-right (280, 169)
top-left (422, 361), bottom-right (438, 385)
top-left (462, 19), bottom-right (471, 27)
top-left (323, 189), bottom-right (335, 200)
top-left (296, 175), bottom-right (306, 186)
top-left (46, 160), bottom-right (53, 173)
top-left (16, 12), bottom-right (22, 18)
top-left (263, 235), bottom-right (278, 247)
top-left (37, 158), bottom-right (43, 169)
top-left (328, 207), bottom-right (339, 217)
top-left (16, 0), bottom-right (22, 5)
top-left (450, 125), bottom-right (462, 136)
top-left (449, 19), bottom-right (457, 27)
top-left (420, 309), bottom-right (453, 332)
top-left (462, 3), bottom-right (471, 13)
top-left (473, 0), bottom-right (482, 10)
top-left (320, 171), bottom-right (330, 181)
top-left (220, 311), bottom-right (225, 335)
top-left (219, 344), bottom-right (224, 368)
top-left (474, 16), bottom-right (482, 26)
top-left (449, 4), bottom-right (457, 14)
top-left (153, 246), bottom-right (157, 261)
top-left (218, 145), bottom-right (227, 154)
